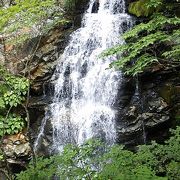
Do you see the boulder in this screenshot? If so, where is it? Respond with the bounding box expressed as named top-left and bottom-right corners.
top-left (1, 133), bottom-right (32, 173)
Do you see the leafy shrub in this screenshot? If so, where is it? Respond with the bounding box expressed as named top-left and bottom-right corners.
top-left (102, 1), bottom-right (180, 76)
top-left (0, 66), bottom-right (29, 137)
top-left (16, 139), bottom-right (103, 180)
top-left (0, 114), bottom-right (25, 136)
top-left (16, 126), bottom-right (180, 180)
top-left (63, 0), bottom-right (76, 10)
top-left (146, 0), bottom-right (163, 8)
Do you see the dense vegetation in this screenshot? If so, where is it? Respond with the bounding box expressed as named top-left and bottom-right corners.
top-left (0, 0), bottom-right (66, 45)
top-left (0, 0), bottom-right (75, 135)
top-left (102, 0), bottom-right (180, 76)
top-left (0, 66), bottom-right (29, 179)
top-left (0, 0), bottom-right (81, 139)
top-left (16, 126), bottom-right (180, 180)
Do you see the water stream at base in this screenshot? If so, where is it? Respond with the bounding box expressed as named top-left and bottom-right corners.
top-left (35, 0), bottom-right (132, 153)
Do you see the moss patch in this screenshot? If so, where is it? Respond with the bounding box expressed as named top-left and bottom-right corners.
top-left (159, 84), bottom-right (180, 105)
top-left (128, 0), bottom-right (155, 17)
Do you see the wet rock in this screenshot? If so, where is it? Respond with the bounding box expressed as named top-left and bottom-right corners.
top-left (2, 133), bottom-right (31, 158)
top-left (0, 172), bottom-right (6, 180)
top-left (159, 83), bottom-right (180, 105)
top-left (114, 75), bottom-right (136, 109)
top-left (30, 117), bottom-right (54, 156)
top-left (138, 112), bottom-right (170, 128)
top-left (92, 0), bottom-right (99, 13)
top-left (26, 1), bottom-right (90, 157)
top-left (116, 64), bottom-right (180, 147)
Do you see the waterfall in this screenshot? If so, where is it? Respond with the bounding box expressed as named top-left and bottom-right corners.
top-left (35, 0), bottom-right (132, 153)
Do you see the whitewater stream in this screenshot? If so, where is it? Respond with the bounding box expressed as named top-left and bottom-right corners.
top-left (35, 0), bottom-right (132, 152)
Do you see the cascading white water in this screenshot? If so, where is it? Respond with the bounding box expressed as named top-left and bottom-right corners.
top-left (35, 0), bottom-right (132, 152)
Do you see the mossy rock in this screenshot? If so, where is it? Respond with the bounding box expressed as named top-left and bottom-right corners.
top-left (128, 0), bottom-right (156, 17)
top-left (159, 84), bottom-right (180, 105)
top-left (63, 0), bottom-right (89, 12)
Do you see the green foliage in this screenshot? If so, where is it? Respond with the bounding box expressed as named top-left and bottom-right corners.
top-left (122, 15), bottom-right (180, 40)
top-left (0, 0), bottom-right (66, 137)
top-left (128, 0), bottom-right (163, 17)
top-left (0, 66), bottom-right (29, 137)
top-left (15, 156), bottom-right (56, 180)
top-left (3, 76), bottom-right (29, 107)
top-left (16, 126), bottom-right (180, 180)
top-left (135, 127), bottom-right (180, 180)
top-left (0, 0), bottom-right (66, 45)
top-left (98, 144), bottom-right (166, 180)
top-left (102, 3), bottom-right (180, 76)
top-left (0, 66), bottom-right (29, 108)
top-left (146, 0), bottom-right (163, 9)
top-left (0, 114), bottom-right (25, 136)
top-left (16, 139), bottom-right (103, 180)
top-left (0, 149), bottom-right (3, 161)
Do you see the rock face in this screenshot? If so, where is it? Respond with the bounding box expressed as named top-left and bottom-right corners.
top-left (127, 0), bottom-right (180, 17)
top-left (128, 0), bottom-right (155, 17)
top-left (28, 0), bottom-right (180, 155)
top-left (31, 64), bottom-right (180, 154)
top-left (1, 133), bottom-right (31, 173)
top-left (116, 65), bottom-right (180, 146)
top-left (0, 20), bottom-right (74, 173)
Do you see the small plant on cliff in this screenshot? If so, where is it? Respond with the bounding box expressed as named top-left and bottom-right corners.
top-left (102, 1), bottom-right (180, 76)
top-left (16, 139), bottom-right (103, 180)
top-left (0, 66), bottom-right (29, 137)
top-left (0, 115), bottom-right (25, 136)
top-left (63, 0), bottom-right (76, 10)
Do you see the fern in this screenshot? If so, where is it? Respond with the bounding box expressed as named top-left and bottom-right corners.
top-left (123, 14), bottom-right (180, 40)
top-left (163, 45), bottom-right (180, 61)
top-left (102, 9), bottom-right (180, 75)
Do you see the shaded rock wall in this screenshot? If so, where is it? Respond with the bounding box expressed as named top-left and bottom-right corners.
top-left (127, 0), bottom-right (180, 17)
top-left (116, 65), bottom-right (180, 147)
top-left (1, 133), bottom-right (31, 175)
top-left (116, 0), bottom-right (180, 147)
